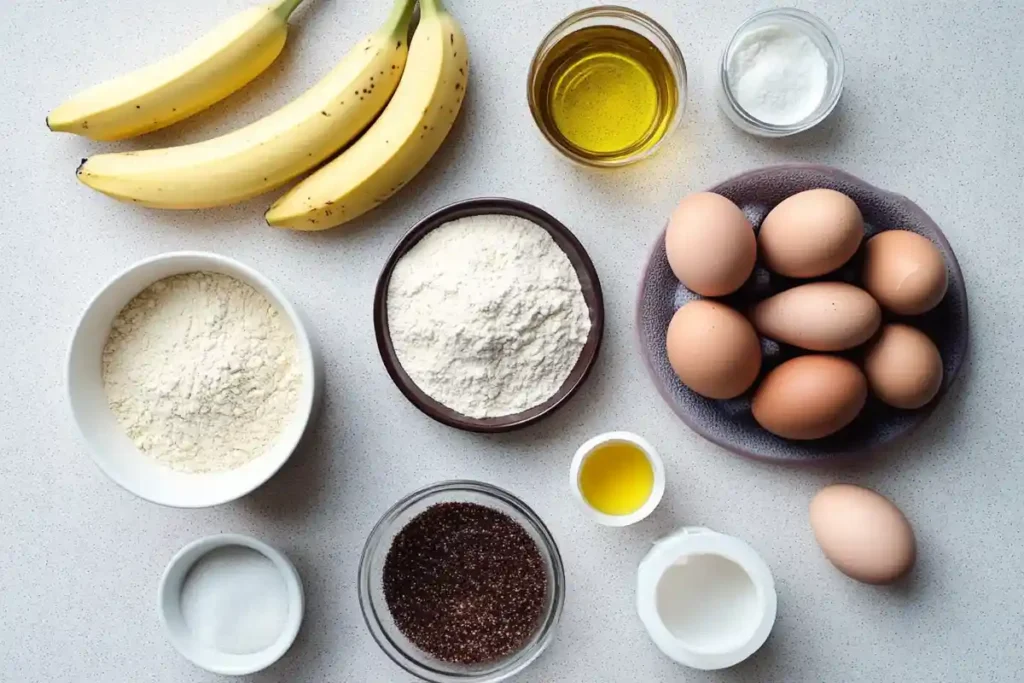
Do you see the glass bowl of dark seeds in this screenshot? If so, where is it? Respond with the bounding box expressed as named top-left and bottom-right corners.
top-left (359, 480), bottom-right (565, 682)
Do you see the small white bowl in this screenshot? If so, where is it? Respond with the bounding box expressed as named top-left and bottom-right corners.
top-left (569, 431), bottom-right (666, 527)
top-left (66, 251), bottom-right (320, 508)
top-left (637, 527), bottom-right (777, 670)
top-left (158, 534), bottom-right (304, 676)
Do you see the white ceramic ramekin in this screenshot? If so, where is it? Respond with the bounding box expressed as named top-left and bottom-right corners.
top-left (637, 527), bottom-right (777, 670)
top-left (570, 431), bottom-right (666, 527)
top-left (158, 533), bottom-right (304, 676)
top-left (66, 251), bottom-right (320, 508)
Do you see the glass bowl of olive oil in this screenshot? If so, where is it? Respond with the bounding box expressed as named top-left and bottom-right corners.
top-left (528, 6), bottom-right (687, 167)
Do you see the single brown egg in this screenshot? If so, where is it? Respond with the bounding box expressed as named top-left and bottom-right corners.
top-left (864, 324), bottom-right (943, 409)
top-left (809, 484), bottom-right (916, 584)
top-left (759, 189), bottom-right (864, 278)
top-left (862, 230), bottom-right (948, 315)
top-left (751, 282), bottom-right (881, 351)
top-left (666, 300), bottom-right (761, 399)
top-left (751, 355), bottom-right (867, 440)
top-left (665, 192), bottom-right (756, 297)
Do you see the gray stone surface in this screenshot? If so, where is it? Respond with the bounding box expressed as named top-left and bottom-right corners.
top-left (1, 0), bottom-right (1021, 681)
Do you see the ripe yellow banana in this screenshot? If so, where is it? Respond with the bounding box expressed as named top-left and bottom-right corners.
top-left (265, 0), bottom-right (468, 231)
top-left (47, 0), bottom-right (306, 141)
top-left (76, 0), bottom-right (416, 209)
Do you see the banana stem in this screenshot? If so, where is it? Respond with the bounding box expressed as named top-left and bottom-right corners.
top-left (273, 0), bottom-right (306, 21)
top-left (419, 0), bottom-right (446, 17)
top-left (384, 0), bottom-right (418, 34)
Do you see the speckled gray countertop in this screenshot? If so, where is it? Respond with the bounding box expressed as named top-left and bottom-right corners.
top-left (2, 0), bottom-right (1022, 681)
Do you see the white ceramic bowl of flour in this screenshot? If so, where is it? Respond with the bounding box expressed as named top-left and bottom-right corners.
top-left (66, 252), bottom-right (319, 508)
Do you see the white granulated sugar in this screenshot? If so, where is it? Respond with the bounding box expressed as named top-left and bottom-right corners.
top-left (727, 25), bottom-right (828, 126)
top-left (387, 214), bottom-right (592, 419)
top-left (102, 272), bottom-right (301, 473)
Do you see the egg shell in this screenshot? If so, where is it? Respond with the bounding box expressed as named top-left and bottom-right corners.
top-left (864, 324), bottom-right (943, 409)
top-left (665, 193), bottom-right (757, 297)
top-left (862, 230), bottom-right (948, 315)
top-left (751, 355), bottom-right (867, 440)
top-left (751, 282), bottom-right (881, 351)
top-left (666, 300), bottom-right (761, 399)
top-left (758, 189), bottom-right (864, 278)
top-left (809, 484), bottom-right (916, 584)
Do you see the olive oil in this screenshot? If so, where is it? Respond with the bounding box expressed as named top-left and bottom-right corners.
top-left (578, 441), bottom-right (655, 516)
top-left (532, 25), bottom-right (679, 164)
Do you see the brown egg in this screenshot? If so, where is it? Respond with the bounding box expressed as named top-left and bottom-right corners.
top-left (666, 300), bottom-right (761, 399)
top-left (759, 189), bottom-right (864, 278)
top-left (752, 355), bottom-right (867, 439)
top-left (864, 324), bottom-right (943, 409)
top-left (809, 484), bottom-right (916, 584)
top-left (862, 230), bottom-right (948, 315)
top-left (751, 282), bottom-right (881, 351)
top-left (665, 192), bottom-right (756, 296)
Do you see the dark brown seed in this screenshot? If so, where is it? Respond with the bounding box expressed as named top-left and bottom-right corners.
top-left (383, 502), bottom-right (547, 665)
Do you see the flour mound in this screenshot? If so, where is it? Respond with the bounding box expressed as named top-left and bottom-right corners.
top-left (387, 214), bottom-right (591, 419)
top-left (102, 272), bottom-right (301, 473)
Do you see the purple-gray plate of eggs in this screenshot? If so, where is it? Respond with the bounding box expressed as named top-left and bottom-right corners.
top-left (637, 164), bottom-right (969, 463)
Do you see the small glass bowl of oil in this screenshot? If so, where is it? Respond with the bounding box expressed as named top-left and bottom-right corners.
top-left (570, 432), bottom-right (666, 526)
top-left (528, 6), bottom-right (687, 167)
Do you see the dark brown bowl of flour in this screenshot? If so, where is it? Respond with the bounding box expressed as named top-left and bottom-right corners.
top-left (374, 198), bottom-right (604, 433)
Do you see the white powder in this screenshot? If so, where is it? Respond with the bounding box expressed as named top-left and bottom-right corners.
top-left (387, 214), bottom-right (592, 419)
top-left (102, 272), bottom-right (301, 473)
top-left (727, 25), bottom-right (828, 125)
top-left (180, 546), bottom-right (289, 654)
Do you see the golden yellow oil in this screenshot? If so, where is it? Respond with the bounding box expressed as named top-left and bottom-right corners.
top-left (532, 25), bottom-right (678, 163)
top-left (578, 442), bottom-right (655, 516)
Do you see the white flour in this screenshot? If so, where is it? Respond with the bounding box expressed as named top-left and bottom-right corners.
top-left (102, 272), bottom-right (301, 473)
top-left (387, 214), bottom-right (591, 419)
top-left (727, 25), bottom-right (828, 125)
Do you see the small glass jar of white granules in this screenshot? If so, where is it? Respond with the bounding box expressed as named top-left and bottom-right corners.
top-left (719, 8), bottom-right (844, 137)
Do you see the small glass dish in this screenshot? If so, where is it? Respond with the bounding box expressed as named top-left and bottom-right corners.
top-left (358, 481), bottom-right (565, 683)
top-left (719, 8), bottom-right (844, 137)
top-left (527, 6), bottom-right (687, 167)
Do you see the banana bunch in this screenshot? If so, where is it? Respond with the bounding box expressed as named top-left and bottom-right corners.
top-left (57, 0), bottom-right (469, 230)
top-left (267, 0), bottom-right (468, 230)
